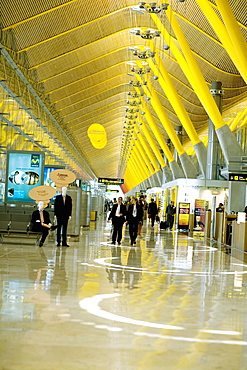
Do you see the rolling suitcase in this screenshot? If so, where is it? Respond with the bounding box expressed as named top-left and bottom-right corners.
top-left (160, 220), bottom-right (168, 230)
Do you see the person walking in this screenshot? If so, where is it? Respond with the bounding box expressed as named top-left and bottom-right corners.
top-left (108, 197), bottom-right (126, 245)
top-left (137, 197), bottom-right (145, 236)
top-left (30, 201), bottom-right (57, 247)
top-left (216, 203), bottom-right (224, 212)
top-left (54, 187), bottom-right (72, 247)
top-left (126, 197), bottom-right (143, 245)
top-left (148, 198), bottom-right (158, 227)
top-left (166, 200), bottom-right (176, 231)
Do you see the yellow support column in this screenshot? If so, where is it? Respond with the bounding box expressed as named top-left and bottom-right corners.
top-left (131, 153), bottom-right (148, 183)
top-left (133, 132), bottom-right (155, 175)
top-left (125, 166), bottom-right (139, 188)
top-left (126, 167), bottom-right (139, 189)
top-left (230, 109), bottom-right (247, 131)
top-left (147, 52), bottom-right (201, 145)
top-left (150, 10), bottom-right (244, 160)
top-left (134, 70), bottom-right (185, 155)
top-left (127, 135), bottom-right (152, 180)
top-left (132, 149), bottom-right (150, 179)
top-left (135, 128), bottom-right (160, 173)
top-left (196, 0), bottom-right (247, 83)
top-left (134, 85), bottom-right (175, 163)
top-left (138, 118), bottom-right (166, 168)
top-left (127, 157), bottom-right (142, 185)
top-left (150, 12), bottom-right (226, 129)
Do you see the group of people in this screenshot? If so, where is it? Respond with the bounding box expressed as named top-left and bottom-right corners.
top-left (31, 186), bottom-right (72, 247)
top-left (108, 196), bottom-right (177, 245)
top-left (33, 190), bottom-right (176, 248)
top-left (108, 197), bottom-right (143, 246)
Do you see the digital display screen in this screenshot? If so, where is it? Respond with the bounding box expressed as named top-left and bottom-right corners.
top-left (44, 166), bottom-right (64, 187)
top-left (6, 151), bottom-right (44, 203)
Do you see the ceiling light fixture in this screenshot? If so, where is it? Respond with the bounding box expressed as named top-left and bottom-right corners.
top-left (135, 2), bottom-right (169, 13)
top-left (130, 28), bottom-right (161, 39)
top-left (128, 80), bottom-right (147, 87)
top-left (130, 66), bottom-right (151, 75)
top-left (129, 47), bottom-right (155, 59)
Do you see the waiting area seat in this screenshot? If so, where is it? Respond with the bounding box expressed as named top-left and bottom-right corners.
top-left (0, 213), bottom-right (12, 242)
top-left (0, 213), bottom-right (42, 243)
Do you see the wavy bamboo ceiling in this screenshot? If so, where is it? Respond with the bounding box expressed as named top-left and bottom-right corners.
top-left (1, 0), bottom-right (247, 183)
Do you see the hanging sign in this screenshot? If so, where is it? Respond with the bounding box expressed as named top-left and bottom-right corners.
top-left (229, 173), bottom-right (247, 181)
top-left (98, 178), bottom-right (124, 185)
top-left (87, 124), bottom-right (107, 149)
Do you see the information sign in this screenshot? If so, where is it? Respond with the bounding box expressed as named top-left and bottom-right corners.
top-left (178, 203), bottom-right (190, 230)
top-left (98, 178), bottom-right (124, 185)
top-left (229, 173), bottom-right (247, 181)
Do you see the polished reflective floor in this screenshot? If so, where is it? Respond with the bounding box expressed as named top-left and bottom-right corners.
top-left (1, 216), bottom-right (247, 370)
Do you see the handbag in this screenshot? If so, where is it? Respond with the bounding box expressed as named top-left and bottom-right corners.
top-left (148, 214), bottom-right (151, 219)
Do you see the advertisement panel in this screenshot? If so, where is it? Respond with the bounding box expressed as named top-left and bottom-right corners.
top-left (6, 151), bottom-right (44, 203)
top-left (178, 203), bottom-right (190, 230)
top-left (44, 165), bottom-right (64, 187)
top-left (193, 199), bottom-right (206, 237)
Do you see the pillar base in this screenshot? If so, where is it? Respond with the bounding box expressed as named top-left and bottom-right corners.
top-left (216, 125), bottom-right (244, 164)
top-left (194, 141), bottom-right (207, 178)
top-left (162, 165), bottom-right (173, 183)
top-left (179, 152), bottom-right (197, 178)
top-left (169, 160), bottom-right (184, 179)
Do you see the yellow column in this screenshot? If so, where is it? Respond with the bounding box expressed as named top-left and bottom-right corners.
top-left (127, 134), bottom-right (152, 179)
top-left (150, 12), bottom-right (226, 130)
top-left (147, 79), bottom-right (185, 155)
top-left (132, 149), bottom-right (151, 179)
top-left (138, 117), bottom-right (166, 168)
top-left (125, 166), bottom-right (138, 188)
top-left (230, 109), bottom-right (247, 131)
top-left (134, 69), bottom-right (185, 155)
top-left (196, 0), bottom-right (247, 83)
top-left (127, 156), bottom-right (142, 184)
top-left (147, 51), bottom-right (201, 145)
top-left (133, 132), bottom-right (155, 175)
top-left (124, 167), bottom-right (136, 189)
top-left (131, 152), bottom-right (147, 182)
top-left (135, 128), bottom-right (160, 172)
top-left (134, 85), bottom-right (175, 162)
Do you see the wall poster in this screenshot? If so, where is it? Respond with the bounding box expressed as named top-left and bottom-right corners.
top-left (6, 151), bottom-right (44, 203)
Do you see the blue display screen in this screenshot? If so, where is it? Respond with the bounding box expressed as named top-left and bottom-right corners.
top-left (6, 151), bottom-right (44, 203)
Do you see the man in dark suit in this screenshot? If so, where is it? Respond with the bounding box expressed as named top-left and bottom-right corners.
top-left (31, 201), bottom-right (57, 247)
top-left (54, 187), bottom-right (72, 247)
top-left (108, 197), bottom-right (126, 245)
top-left (126, 197), bottom-right (143, 245)
top-left (166, 200), bottom-right (176, 231)
top-left (148, 198), bottom-right (158, 227)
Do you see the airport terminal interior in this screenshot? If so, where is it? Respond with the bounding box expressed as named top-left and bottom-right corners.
top-left (1, 0), bottom-right (247, 369)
